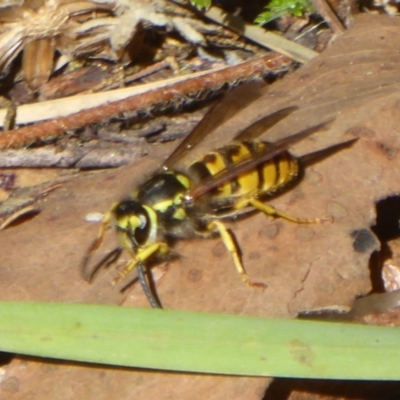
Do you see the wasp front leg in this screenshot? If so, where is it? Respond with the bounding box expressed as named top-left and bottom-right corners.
top-left (136, 261), bottom-right (162, 309)
top-left (112, 242), bottom-right (170, 284)
top-left (88, 203), bottom-right (120, 254)
top-left (82, 203), bottom-right (120, 281)
top-left (207, 220), bottom-right (266, 289)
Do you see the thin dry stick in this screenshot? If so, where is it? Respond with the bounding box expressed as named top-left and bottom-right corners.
top-left (312, 0), bottom-right (346, 35)
top-left (0, 54), bottom-right (291, 149)
top-left (125, 58), bottom-right (179, 85)
top-left (203, 6), bottom-right (319, 63)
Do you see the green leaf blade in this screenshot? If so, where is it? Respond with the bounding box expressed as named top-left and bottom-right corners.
top-left (0, 302), bottom-right (399, 379)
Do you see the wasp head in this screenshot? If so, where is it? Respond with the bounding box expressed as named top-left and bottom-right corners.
top-left (114, 200), bottom-right (158, 249)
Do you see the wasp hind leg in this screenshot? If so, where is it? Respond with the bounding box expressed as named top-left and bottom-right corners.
top-left (235, 198), bottom-right (332, 224)
top-left (207, 220), bottom-right (267, 289)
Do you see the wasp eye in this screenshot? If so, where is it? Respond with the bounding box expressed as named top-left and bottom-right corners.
top-left (138, 213), bottom-right (147, 228)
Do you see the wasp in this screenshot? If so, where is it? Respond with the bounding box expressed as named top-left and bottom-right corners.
top-left (83, 82), bottom-right (356, 308)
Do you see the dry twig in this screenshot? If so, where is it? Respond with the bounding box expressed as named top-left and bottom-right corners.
top-left (0, 54), bottom-right (291, 149)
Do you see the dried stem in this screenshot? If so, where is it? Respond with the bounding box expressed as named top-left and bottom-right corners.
top-left (311, 0), bottom-right (346, 35)
top-left (0, 54), bottom-right (291, 149)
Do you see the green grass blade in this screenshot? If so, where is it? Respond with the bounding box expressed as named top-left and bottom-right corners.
top-left (0, 301), bottom-right (399, 379)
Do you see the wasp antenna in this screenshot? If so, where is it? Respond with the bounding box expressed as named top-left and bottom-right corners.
top-left (82, 246), bottom-right (122, 282)
top-left (137, 262), bottom-right (163, 309)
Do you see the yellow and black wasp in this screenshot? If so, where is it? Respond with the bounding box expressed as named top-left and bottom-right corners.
top-left (83, 82), bottom-right (356, 308)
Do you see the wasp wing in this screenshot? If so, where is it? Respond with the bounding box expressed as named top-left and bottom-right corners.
top-left (233, 106), bottom-right (298, 141)
top-left (299, 138), bottom-right (358, 167)
top-left (187, 118), bottom-right (335, 201)
top-left (162, 80), bottom-right (267, 171)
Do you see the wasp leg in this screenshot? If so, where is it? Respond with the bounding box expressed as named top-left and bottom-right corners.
top-left (82, 204), bottom-right (120, 281)
top-left (137, 262), bottom-right (163, 309)
top-left (88, 203), bottom-right (119, 253)
top-left (207, 220), bottom-right (266, 289)
top-left (113, 242), bottom-right (170, 283)
top-left (235, 198), bottom-right (330, 224)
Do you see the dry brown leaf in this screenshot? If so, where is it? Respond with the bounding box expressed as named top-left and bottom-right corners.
top-left (1, 13), bottom-right (400, 400)
top-left (0, 0), bottom-right (219, 90)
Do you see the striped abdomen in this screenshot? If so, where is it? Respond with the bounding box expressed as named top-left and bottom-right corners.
top-left (188, 140), bottom-right (299, 200)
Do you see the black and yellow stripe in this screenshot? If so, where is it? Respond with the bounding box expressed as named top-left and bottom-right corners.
top-left (188, 140), bottom-right (299, 200)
